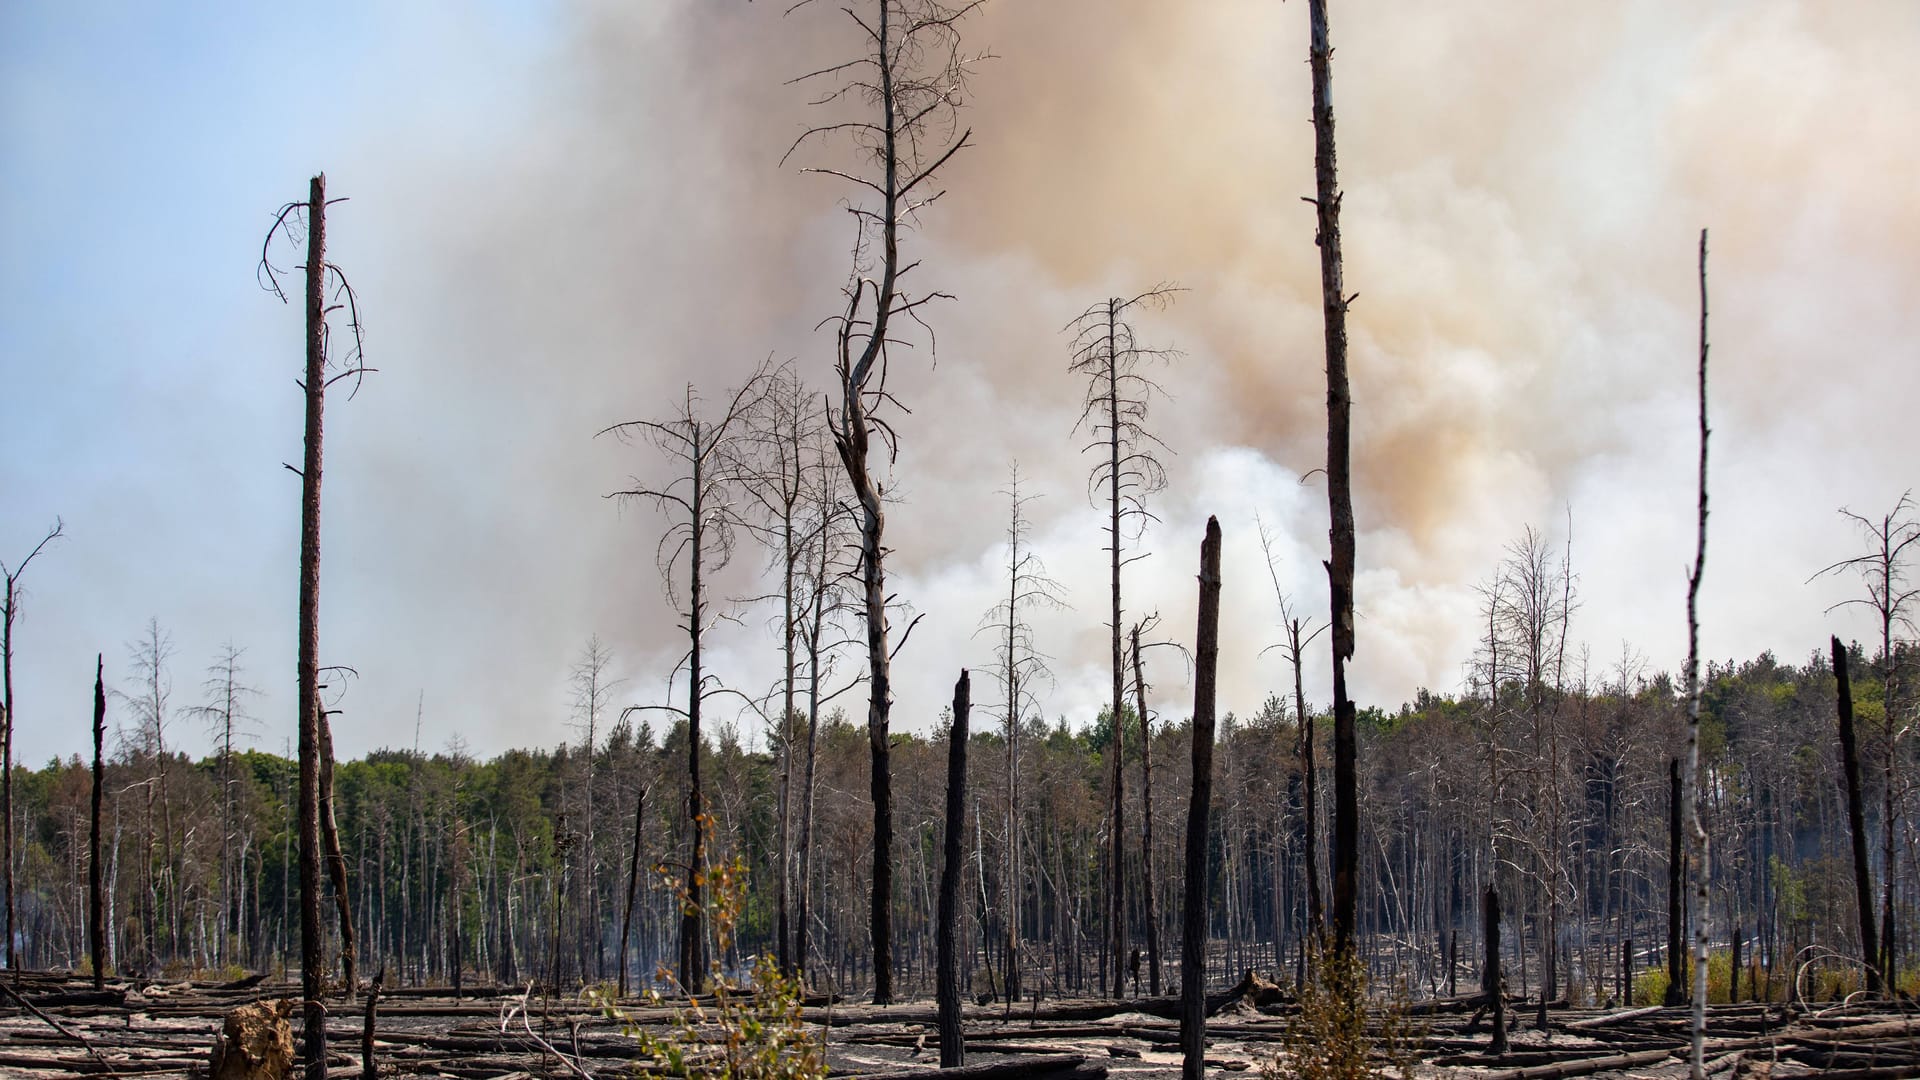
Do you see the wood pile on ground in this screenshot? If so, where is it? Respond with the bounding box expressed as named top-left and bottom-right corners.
top-left (0, 971), bottom-right (1912, 1079)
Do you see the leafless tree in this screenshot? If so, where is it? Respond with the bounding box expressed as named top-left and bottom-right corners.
top-left (787, 0), bottom-right (983, 1001)
top-left (602, 373), bottom-right (768, 989)
top-left (1304, 0), bottom-right (1360, 962)
top-left (117, 618), bottom-right (176, 969)
top-left (1682, 228), bottom-right (1711, 1077)
top-left (568, 634), bottom-right (620, 979)
top-left (260, 172), bottom-right (369, 1079)
top-left (1258, 517), bottom-right (1327, 941)
top-left (735, 363), bottom-right (836, 973)
top-left (1812, 489), bottom-right (1918, 990)
top-left (975, 462), bottom-right (1065, 1000)
top-left (187, 643), bottom-right (259, 970)
top-left (1, 515), bottom-right (62, 978)
top-left (1068, 286), bottom-right (1178, 995)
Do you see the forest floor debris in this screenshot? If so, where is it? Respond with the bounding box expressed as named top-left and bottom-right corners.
top-left (0, 972), bottom-right (1913, 1079)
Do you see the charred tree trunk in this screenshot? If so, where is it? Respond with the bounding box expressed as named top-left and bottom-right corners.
top-left (618, 784), bottom-right (645, 998)
top-left (318, 711), bottom-right (356, 996)
top-left (297, 173), bottom-right (330, 1080)
top-left (938, 671), bottom-right (970, 1068)
top-left (1306, 0), bottom-right (1359, 962)
top-left (1132, 626), bottom-right (1162, 997)
top-left (1105, 300), bottom-right (1128, 1001)
top-left (682, 424), bottom-right (709, 991)
top-left (1833, 635), bottom-right (1883, 995)
top-left (90, 656), bottom-right (106, 989)
top-left (1485, 886), bottom-right (1508, 1057)
top-left (1665, 759), bottom-right (1685, 1007)
top-left (1181, 518), bottom-right (1221, 1080)
top-left (1682, 226), bottom-right (1711, 1078)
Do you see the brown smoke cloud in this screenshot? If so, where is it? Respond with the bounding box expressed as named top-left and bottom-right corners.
top-left (311, 0), bottom-right (1919, 753)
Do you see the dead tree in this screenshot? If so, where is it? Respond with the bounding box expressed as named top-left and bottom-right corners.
top-left (1665, 759), bottom-right (1686, 1006)
top-left (89, 655), bottom-right (106, 989)
top-left (260, 172), bottom-right (368, 1078)
top-left (568, 635), bottom-right (621, 979)
top-left (1834, 636), bottom-right (1882, 995)
top-left (736, 364), bottom-right (829, 974)
top-left (1305, 0), bottom-right (1360, 961)
top-left (1181, 517), bottom-right (1222, 1080)
top-left (1258, 518), bottom-right (1328, 941)
top-left (1068, 286), bottom-right (1178, 995)
top-left (2, 515), bottom-right (63, 976)
top-left (188, 644), bottom-right (259, 970)
top-left (1682, 227), bottom-right (1710, 1078)
top-left (617, 781), bottom-right (647, 998)
top-left (602, 373), bottom-right (768, 990)
top-left (318, 699), bottom-right (355, 995)
top-left (938, 671), bottom-right (970, 1067)
top-left (1128, 615), bottom-right (1186, 998)
top-left (1812, 490), bottom-right (1916, 989)
top-left (976, 462), bottom-right (1065, 1000)
top-left (787, 0), bottom-right (982, 1002)
top-left (1485, 886), bottom-right (1508, 1056)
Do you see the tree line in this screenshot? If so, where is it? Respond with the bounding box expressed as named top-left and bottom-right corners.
top-left (2, 627), bottom-right (1913, 1006)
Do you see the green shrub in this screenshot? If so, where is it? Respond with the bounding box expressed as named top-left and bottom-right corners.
top-left (1266, 943), bottom-right (1417, 1080)
top-left (593, 850), bottom-right (825, 1080)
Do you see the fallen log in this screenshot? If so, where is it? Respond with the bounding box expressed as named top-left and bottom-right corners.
top-left (1475, 1047), bottom-right (1675, 1080)
top-left (1564, 1004), bottom-right (1666, 1029)
top-left (845, 1052), bottom-right (1102, 1080)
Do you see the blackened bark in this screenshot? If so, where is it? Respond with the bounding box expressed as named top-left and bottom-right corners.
top-left (618, 784), bottom-right (645, 998)
top-left (361, 971), bottom-right (382, 1080)
top-left (1181, 518), bottom-right (1221, 1080)
top-left (1106, 299), bottom-right (1128, 1001)
top-left (1132, 626), bottom-right (1161, 997)
top-left (1665, 759), bottom-right (1685, 1006)
top-left (938, 671), bottom-right (970, 1068)
top-left (1834, 636), bottom-right (1883, 995)
top-left (90, 656), bottom-right (106, 989)
top-left (1306, 0), bottom-right (1359, 962)
top-left (318, 711), bottom-right (355, 996)
top-left (1485, 886), bottom-right (1508, 1057)
top-left (298, 174), bottom-right (329, 1080)
top-left (683, 423), bottom-right (709, 991)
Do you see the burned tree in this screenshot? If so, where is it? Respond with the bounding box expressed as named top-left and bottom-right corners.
top-left (1259, 518), bottom-right (1327, 941)
top-left (1, 515), bottom-right (62, 978)
top-left (736, 363), bottom-right (830, 974)
top-left (260, 171), bottom-right (369, 1079)
top-left (602, 373), bottom-right (767, 989)
top-left (1069, 286), bottom-right (1178, 996)
top-left (1681, 228), bottom-right (1710, 1076)
top-left (1834, 636), bottom-right (1882, 995)
top-left (89, 655), bottom-right (106, 989)
top-left (1304, 0), bottom-right (1360, 960)
top-left (1182, 517), bottom-right (1222, 1080)
top-left (938, 670), bottom-right (970, 1067)
top-left (787, 0), bottom-right (983, 1003)
top-left (1813, 490), bottom-right (1917, 990)
top-left (976, 462), bottom-right (1064, 1001)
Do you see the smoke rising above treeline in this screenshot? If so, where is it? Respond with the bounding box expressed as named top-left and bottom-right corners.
top-left (2, 1), bottom-right (1916, 763)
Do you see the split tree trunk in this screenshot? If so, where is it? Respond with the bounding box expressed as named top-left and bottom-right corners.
top-left (1833, 635), bottom-right (1882, 995)
top-left (618, 784), bottom-right (645, 998)
top-left (938, 671), bottom-right (970, 1068)
top-left (319, 712), bottom-right (355, 996)
top-left (90, 656), bottom-right (106, 989)
top-left (1180, 518), bottom-right (1221, 1080)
